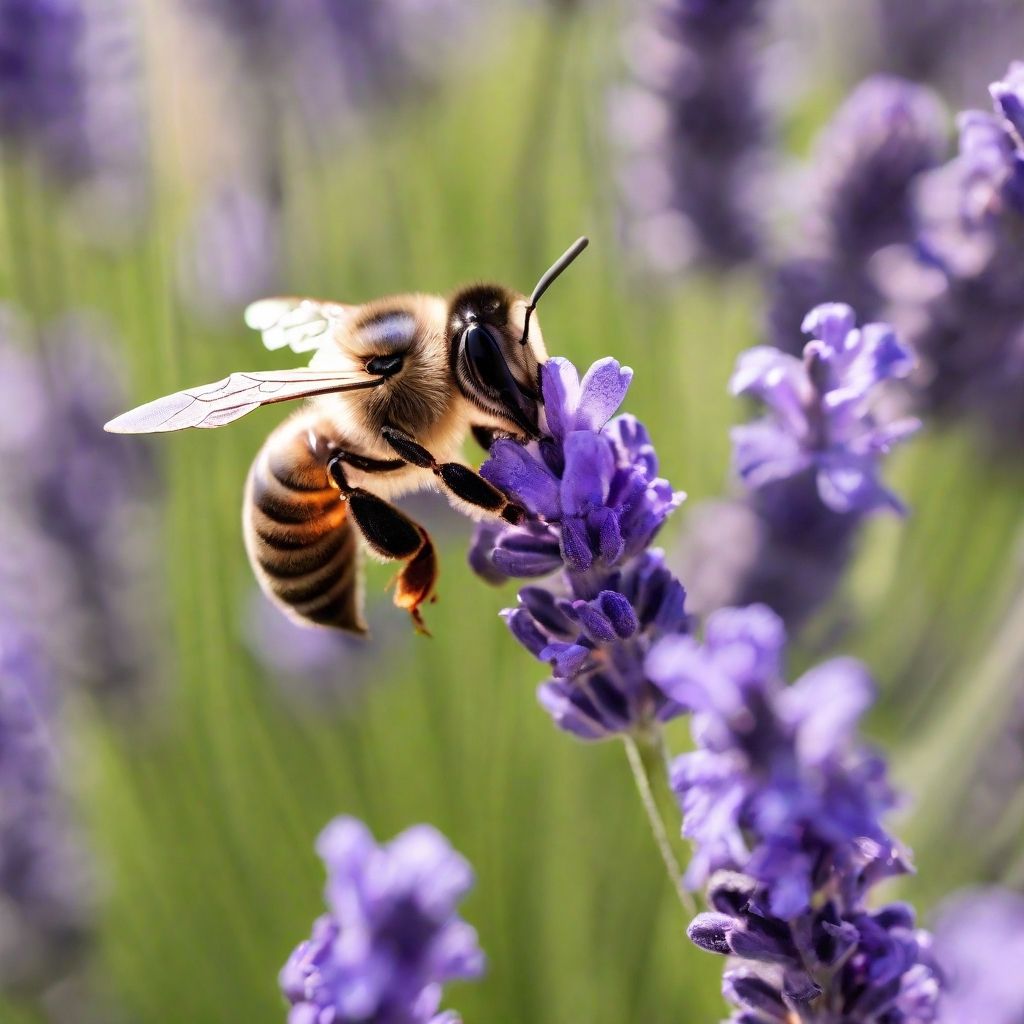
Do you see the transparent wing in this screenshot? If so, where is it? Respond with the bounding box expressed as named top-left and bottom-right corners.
top-left (244, 297), bottom-right (355, 354)
top-left (104, 368), bottom-right (383, 434)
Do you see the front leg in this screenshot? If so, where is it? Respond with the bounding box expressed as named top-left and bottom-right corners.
top-left (328, 457), bottom-right (437, 635)
top-left (380, 425), bottom-right (526, 525)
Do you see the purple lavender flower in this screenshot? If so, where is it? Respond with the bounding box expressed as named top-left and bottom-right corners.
top-left (648, 604), bottom-right (905, 914)
top-left (0, 310), bottom-right (163, 711)
top-left (931, 887), bottom-right (1024, 1024)
top-left (0, 0), bottom-right (150, 236)
top-left (281, 817), bottom-right (483, 1024)
top-left (892, 61), bottom-right (1024, 447)
top-left (612, 0), bottom-right (769, 273)
top-left (732, 303), bottom-right (919, 517)
top-left (190, 0), bottom-right (477, 144)
top-left (470, 357), bottom-right (689, 740)
top-left (680, 303), bottom-right (918, 627)
top-left (0, 617), bottom-right (93, 994)
top-left (649, 606), bottom-right (941, 1022)
top-left (0, 0), bottom-right (85, 161)
top-left (766, 77), bottom-right (947, 353)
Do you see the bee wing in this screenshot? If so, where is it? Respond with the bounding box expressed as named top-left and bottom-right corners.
top-left (244, 297), bottom-right (355, 354)
top-left (104, 368), bottom-right (383, 434)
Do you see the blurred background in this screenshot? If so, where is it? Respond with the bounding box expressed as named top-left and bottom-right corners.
top-left (1, 1), bottom-right (1023, 1021)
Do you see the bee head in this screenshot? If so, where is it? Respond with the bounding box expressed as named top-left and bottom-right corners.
top-left (448, 237), bottom-right (588, 439)
top-left (447, 284), bottom-right (546, 438)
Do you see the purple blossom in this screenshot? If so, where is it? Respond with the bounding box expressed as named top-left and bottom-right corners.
top-left (470, 357), bottom-right (689, 740)
top-left (0, 310), bottom-right (163, 711)
top-left (648, 605), bottom-right (905, 915)
top-left (679, 302), bottom-right (918, 628)
top-left (281, 817), bottom-right (483, 1024)
top-left (650, 606), bottom-right (940, 1022)
top-left (0, 617), bottom-right (93, 994)
top-left (931, 887), bottom-right (1024, 1024)
top-left (890, 61), bottom-right (1024, 447)
top-left (766, 77), bottom-right (947, 354)
top-left (0, 0), bottom-right (150, 236)
top-left (190, 0), bottom-right (478, 144)
top-left (732, 303), bottom-right (919, 518)
top-left (611, 0), bottom-right (769, 273)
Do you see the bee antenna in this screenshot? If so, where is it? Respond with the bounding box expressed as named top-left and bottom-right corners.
top-left (520, 236), bottom-right (589, 347)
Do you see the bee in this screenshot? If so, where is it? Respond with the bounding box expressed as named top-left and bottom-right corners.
top-left (105, 237), bottom-right (589, 635)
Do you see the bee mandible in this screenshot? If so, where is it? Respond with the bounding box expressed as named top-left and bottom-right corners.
top-left (105, 237), bottom-right (589, 635)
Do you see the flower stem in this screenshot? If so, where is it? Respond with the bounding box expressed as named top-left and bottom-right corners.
top-left (623, 731), bottom-right (696, 917)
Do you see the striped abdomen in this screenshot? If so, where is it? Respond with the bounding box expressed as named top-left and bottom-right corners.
top-left (243, 415), bottom-right (366, 633)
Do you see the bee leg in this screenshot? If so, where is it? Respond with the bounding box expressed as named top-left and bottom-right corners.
top-left (328, 458), bottom-right (437, 635)
top-left (380, 425), bottom-right (526, 525)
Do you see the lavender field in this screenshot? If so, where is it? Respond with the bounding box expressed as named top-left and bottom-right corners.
top-left (1, 2), bottom-right (1023, 1022)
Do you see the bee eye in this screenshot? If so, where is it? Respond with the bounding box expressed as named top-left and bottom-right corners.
top-left (366, 355), bottom-right (403, 377)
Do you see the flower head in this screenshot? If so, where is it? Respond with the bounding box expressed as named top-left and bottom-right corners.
top-left (611, 0), bottom-right (769, 272)
top-left (656, 607), bottom-right (941, 1021)
top-left (479, 358), bottom-right (683, 583)
top-left (0, 310), bottom-right (163, 711)
top-left (960, 62), bottom-right (1024, 223)
top-left (471, 357), bottom-right (689, 740)
top-left (732, 303), bottom-right (919, 517)
top-left (0, 617), bottom-right (93, 993)
top-left (281, 818), bottom-right (484, 1024)
top-left (766, 77), bottom-right (946, 354)
top-left (888, 61), bottom-right (1024, 449)
top-left (648, 604), bottom-right (905, 917)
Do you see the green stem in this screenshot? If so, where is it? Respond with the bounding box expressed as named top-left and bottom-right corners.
top-left (623, 731), bottom-right (696, 917)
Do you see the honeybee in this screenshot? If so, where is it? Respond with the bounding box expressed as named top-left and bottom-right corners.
top-left (105, 238), bottom-right (589, 635)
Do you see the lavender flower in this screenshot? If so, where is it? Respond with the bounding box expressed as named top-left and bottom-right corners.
top-left (470, 357), bottom-right (689, 740)
top-left (0, 0), bottom-right (150, 236)
top-left (648, 605), bottom-right (941, 1022)
top-left (766, 77), bottom-right (947, 353)
top-left (612, 0), bottom-right (769, 273)
top-left (894, 61), bottom-right (1024, 446)
top-left (281, 817), bottom-right (483, 1024)
top-left (190, 0), bottom-right (477, 144)
top-left (931, 887), bottom-right (1024, 1023)
top-left (0, 310), bottom-right (163, 712)
top-left (680, 303), bottom-right (918, 627)
top-left (0, 617), bottom-right (92, 994)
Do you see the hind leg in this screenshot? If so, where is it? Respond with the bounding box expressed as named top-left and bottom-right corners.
top-left (328, 457), bottom-right (438, 635)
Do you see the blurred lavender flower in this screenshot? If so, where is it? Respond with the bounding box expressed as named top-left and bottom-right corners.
top-left (611, 0), bottom-right (770, 273)
top-left (649, 605), bottom-right (941, 1022)
top-left (0, 309), bottom-right (163, 712)
top-left (189, 0), bottom-right (477, 144)
top-left (931, 887), bottom-right (1024, 1023)
top-left (891, 61), bottom-right (1024, 446)
top-left (178, 180), bottom-right (282, 323)
top-left (766, 77), bottom-right (947, 352)
top-left (469, 357), bottom-right (689, 740)
top-left (0, 618), bottom-right (93, 994)
top-left (281, 817), bottom-right (483, 1024)
top-left (681, 303), bottom-right (918, 627)
top-left (0, 0), bottom-right (150, 238)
